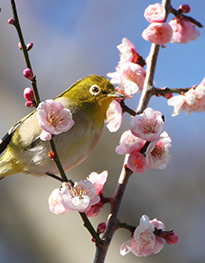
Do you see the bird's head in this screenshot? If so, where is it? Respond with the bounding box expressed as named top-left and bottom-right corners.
top-left (58, 75), bottom-right (124, 124)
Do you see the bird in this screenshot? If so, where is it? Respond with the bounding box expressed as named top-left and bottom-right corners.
top-left (0, 75), bottom-right (124, 180)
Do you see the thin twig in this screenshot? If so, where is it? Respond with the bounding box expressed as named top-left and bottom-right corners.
top-left (49, 138), bottom-right (68, 182)
top-left (11, 0), bottom-right (41, 106)
top-left (94, 157), bottom-right (132, 263)
top-left (170, 6), bottom-right (203, 28)
top-left (79, 212), bottom-right (103, 245)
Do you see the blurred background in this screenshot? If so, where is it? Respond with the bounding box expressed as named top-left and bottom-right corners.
top-left (0, 0), bottom-right (205, 262)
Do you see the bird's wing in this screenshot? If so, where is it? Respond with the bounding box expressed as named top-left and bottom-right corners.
top-left (0, 110), bottom-right (36, 154)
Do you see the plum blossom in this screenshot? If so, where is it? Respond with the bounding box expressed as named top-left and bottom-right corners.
top-left (48, 188), bottom-right (68, 215)
top-left (106, 100), bottom-right (123, 132)
top-left (87, 171), bottom-right (108, 196)
top-left (142, 22), bottom-right (173, 45)
top-left (169, 16), bottom-right (200, 44)
top-left (115, 130), bottom-right (146, 155)
top-left (61, 180), bottom-right (100, 213)
top-left (107, 62), bottom-right (146, 96)
top-left (117, 38), bottom-right (139, 64)
top-left (85, 171), bottom-right (108, 217)
top-left (144, 3), bottom-right (166, 23)
top-left (37, 99), bottom-right (75, 141)
top-left (120, 215), bottom-right (165, 257)
top-left (146, 132), bottom-right (172, 170)
top-left (127, 152), bottom-right (146, 173)
top-left (48, 172), bottom-right (108, 215)
top-left (130, 107), bottom-right (164, 141)
top-left (168, 78), bottom-right (205, 116)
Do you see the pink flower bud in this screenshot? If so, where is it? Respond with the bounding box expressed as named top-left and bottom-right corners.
top-left (97, 222), bottom-right (106, 234)
top-left (178, 4), bottom-right (191, 13)
top-left (23, 68), bottom-right (33, 80)
top-left (25, 101), bottom-right (36, 108)
top-left (161, 92), bottom-right (173, 99)
top-left (26, 42), bottom-right (34, 51)
top-left (8, 18), bottom-right (15, 25)
top-left (142, 22), bottom-right (173, 45)
top-left (163, 231), bottom-right (178, 244)
top-left (18, 42), bottom-right (22, 50)
top-left (24, 87), bottom-right (34, 101)
top-left (144, 3), bottom-right (166, 23)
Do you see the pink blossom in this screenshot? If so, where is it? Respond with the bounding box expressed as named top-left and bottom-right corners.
top-left (146, 131), bottom-right (172, 170)
top-left (127, 152), bottom-right (146, 173)
top-left (48, 188), bottom-right (68, 215)
top-left (117, 38), bottom-right (139, 64)
top-left (37, 99), bottom-right (75, 141)
top-left (23, 68), bottom-right (34, 80)
top-left (107, 62), bottom-right (146, 96)
top-left (144, 3), bottom-right (166, 23)
top-left (120, 215), bottom-right (165, 257)
top-left (85, 201), bottom-right (104, 217)
top-left (130, 107), bottom-right (164, 141)
top-left (87, 171), bottom-right (108, 195)
top-left (115, 130), bottom-right (145, 155)
top-left (168, 78), bottom-right (205, 116)
top-left (106, 100), bottom-right (122, 132)
top-left (61, 180), bottom-right (100, 213)
top-left (85, 171), bottom-right (108, 217)
top-left (142, 22), bottom-right (173, 45)
top-left (169, 16), bottom-right (200, 44)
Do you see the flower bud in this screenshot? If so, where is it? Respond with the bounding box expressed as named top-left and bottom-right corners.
top-left (24, 87), bottom-right (34, 101)
top-left (97, 222), bottom-right (106, 234)
top-left (26, 42), bottom-right (34, 51)
top-left (25, 101), bottom-right (36, 108)
top-left (18, 42), bottom-right (22, 50)
top-left (163, 231), bottom-right (178, 244)
top-left (23, 68), bottom-right (33, 80)
top-left (8, 18), bottom-right (16, 25)
top-left (178, 4), bottom-right (191, 13)
top-left (48, 151), bottom-right (55, 159)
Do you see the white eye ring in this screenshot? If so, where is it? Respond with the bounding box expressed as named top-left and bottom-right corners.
top-left (89, 85), bottom-right (100, 96)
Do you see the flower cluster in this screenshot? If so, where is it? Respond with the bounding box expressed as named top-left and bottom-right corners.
top-left (120, 215), bottom-right (178, 257)
top-left (168, 78), bottom-right (205, 116)
top-left (142, 3), bottom-right (173, 45)
top-left (142, 3), bottom-right (200, 45)
top-left (115, 108), bottom-right (171, 173)
top-left (48, 171), bottom-right (108, 216)
top-left (37, 99), bottom-right (75, 141)
top-left (107, 38), bottom-right (146, 97)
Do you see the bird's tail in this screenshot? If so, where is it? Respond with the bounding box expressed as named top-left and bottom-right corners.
top-left (0, 152), bottom-right (23, 179)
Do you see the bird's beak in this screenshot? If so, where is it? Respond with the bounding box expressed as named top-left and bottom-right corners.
top-left (107, 91), bottom-right (125, 101)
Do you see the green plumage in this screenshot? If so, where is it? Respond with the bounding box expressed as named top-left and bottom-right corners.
top-left (0, 75), bottom-right (123, 179)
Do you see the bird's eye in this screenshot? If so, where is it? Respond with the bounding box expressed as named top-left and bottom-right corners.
top-left (89, 85), bottom-right (100, 96)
